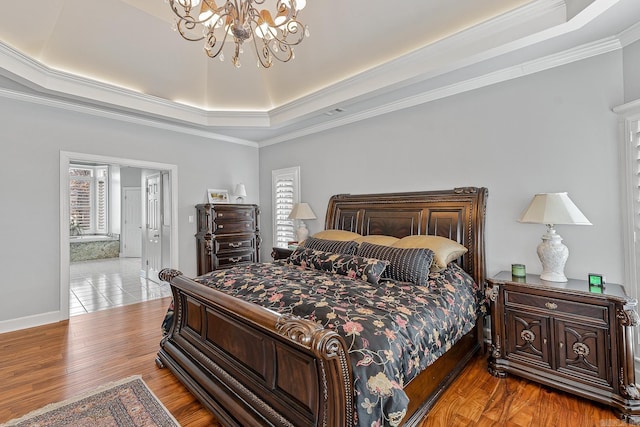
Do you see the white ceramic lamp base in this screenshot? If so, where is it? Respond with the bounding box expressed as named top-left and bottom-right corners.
top-left (296, 221), bottom-right (310, 242)
top-left (537, 227), bottom-right (569, 282)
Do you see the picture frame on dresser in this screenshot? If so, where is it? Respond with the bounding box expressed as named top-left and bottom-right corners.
top-left (206, 188), bottom-right (229, 204)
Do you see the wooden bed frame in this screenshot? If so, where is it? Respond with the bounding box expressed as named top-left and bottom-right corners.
top-left (156, 187), bottom-right (488, 426)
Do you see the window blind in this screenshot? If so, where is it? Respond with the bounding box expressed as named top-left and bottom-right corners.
top-left (69, 168), bottom-right (92, 231)
top-left (272, 167), bottom-right (300, 248)
top-left (69, 165), bottom-right (109, 234)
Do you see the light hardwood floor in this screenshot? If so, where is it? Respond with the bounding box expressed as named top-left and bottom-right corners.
top-left (0, 297), bottom-right (629, 426)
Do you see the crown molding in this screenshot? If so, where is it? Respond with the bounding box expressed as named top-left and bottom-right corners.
top-left (0, 0), bottom-right (566, 130)
top-left (619, 21), bottom-right (640, 47)
top-left (259, 37), bottom-right (622, 147)
top-left (0, 0), bottom-right (633, 147)
top-left (268, 0), bottom-right (568, 127)
top-left (0, 86), bottom-right (258, 147)
top-left (0, 41), bottom-right (271, 128)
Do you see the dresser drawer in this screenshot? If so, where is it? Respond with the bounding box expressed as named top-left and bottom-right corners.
top-left (505, 289), bottom-right (609, 324)
top-left (214, 235), bottom-right (256, 253)
top-left (216, 251), bottom-right (256, 268)
top-left (213, 208), bottom-right (256, 222)
top-left (213, 220), bottom-right (255, 235)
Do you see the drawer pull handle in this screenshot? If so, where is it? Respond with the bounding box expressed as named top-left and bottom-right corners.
top-left (218, 225), bottom-right (224, 229)
top-left (543, 338), bottom-right (547, 344)
top-left (559, 342), bottom-right (564, 349)
top-left (219, 213), bottom-right (223, 217)
top-left (229, 257), bottom-right (242, 263)
top-left (229, 242), bottom-right (242, 248)
top-left (545, 302), bottom-right (557, 310)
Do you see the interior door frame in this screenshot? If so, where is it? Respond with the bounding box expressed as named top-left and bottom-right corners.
top-left (59, 151), bottom-right (179, 320)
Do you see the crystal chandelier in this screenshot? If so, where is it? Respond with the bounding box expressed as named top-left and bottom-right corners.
top-left (168, 0), bottom-right (308, 68)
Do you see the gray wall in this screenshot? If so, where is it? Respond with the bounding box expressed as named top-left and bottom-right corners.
top-left (121, 166), bottom-right (142, 188)
top-left (624, 39), bottom-right (640, 103)
top-left (0, 100), bottom-right (259, 323)
top-left (259, 51), bottom-right (626, 283)
top-left (1, 42), bottom-right (637, 330)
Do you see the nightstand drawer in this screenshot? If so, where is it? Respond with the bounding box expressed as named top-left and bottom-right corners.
top-left (505, 289), bottom-right (609, 324)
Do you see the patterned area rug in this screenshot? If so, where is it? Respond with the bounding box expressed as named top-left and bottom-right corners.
top-left (2, 376), bottom-right (179, 427)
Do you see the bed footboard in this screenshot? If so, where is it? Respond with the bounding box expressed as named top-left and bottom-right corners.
top-left (156, 269), bottom-right (354, 427)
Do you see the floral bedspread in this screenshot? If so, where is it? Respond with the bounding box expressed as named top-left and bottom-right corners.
top-left (162, 261), bottom-right (481, 427)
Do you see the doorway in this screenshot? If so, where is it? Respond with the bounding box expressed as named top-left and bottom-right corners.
top-left (60, 152), bottom-right (179, 319)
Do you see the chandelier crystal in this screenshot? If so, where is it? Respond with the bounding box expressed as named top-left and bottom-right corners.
top-left (168, 0), bottom-right (308, 68)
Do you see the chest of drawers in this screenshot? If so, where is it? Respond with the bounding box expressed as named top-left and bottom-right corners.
top-left (195, 203), bottom-right (260, 275)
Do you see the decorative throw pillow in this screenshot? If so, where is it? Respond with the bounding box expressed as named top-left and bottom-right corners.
top-left (288, 247), bottom-right (389, 285)
top-left (301, 236), bottom-right (359, 255)
top-left (311, 229), bottom-right (362, 241)
top-left (357, 242), bottom-right (434, 286)
top-left (353, 235), bottom-right (400, 246)
top-left (391, 235), bottom-right (468, 272)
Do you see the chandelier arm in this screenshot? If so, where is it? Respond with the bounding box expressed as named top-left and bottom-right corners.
top-left (250, 31), bottom-right (273, 68)
top-left (204, 30), bottom-right (227, 59)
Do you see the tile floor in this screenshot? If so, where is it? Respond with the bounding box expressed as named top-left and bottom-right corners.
top-left (69, 257), bottom-right (172, 316)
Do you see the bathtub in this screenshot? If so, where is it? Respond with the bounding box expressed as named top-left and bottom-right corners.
top-left (70, 235), bottom-right (120, 262)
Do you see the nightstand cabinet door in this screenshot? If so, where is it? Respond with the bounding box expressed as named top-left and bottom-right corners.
top-left (505, 308), bottom-right (552, 369)
top-left (556, 319), bottom-right (611, 388)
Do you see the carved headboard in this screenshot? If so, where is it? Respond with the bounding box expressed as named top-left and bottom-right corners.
top-left (324, 187), bottom-right (488, 287)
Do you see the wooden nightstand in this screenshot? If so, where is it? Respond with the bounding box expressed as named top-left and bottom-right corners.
top-left (271, 247), bottom-right (293, 260)
top-left (487, 271), bottom-right (640, 423)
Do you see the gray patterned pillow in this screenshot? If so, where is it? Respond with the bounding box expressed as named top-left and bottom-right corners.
top-left (288, 247), bottom-right (389, 285)
top-left (357, 242), bottom-right (434, 286)
top-left (301, 236), bottom-right (359, 255)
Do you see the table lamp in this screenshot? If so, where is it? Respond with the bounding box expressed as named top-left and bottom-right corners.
top-left (518, 192), bottom-right (591, 282)
top-left (287, 202), bottom-right (316, 242)
top-left (234, 183), bottom-right (247, 203)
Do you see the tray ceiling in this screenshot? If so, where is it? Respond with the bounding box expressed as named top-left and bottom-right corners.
top-left (0, 0), bottom-right (638, 145)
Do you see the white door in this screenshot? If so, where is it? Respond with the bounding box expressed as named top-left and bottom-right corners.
top-left (146, 174), bottom-right (162, 280)
top-left (122, 187), bottom-right (142, 257)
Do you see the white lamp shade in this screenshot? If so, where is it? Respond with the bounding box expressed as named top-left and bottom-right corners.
top-left (288, 202), bottom-right (316, 220)
top-left (518, 192), bottom-right (591, 226)
top-left (234, 183), bottom-right (247, 197)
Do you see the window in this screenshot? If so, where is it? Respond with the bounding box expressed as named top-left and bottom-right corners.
top-left (615, 99), bottom-right (640, 361)
top-left (628, 118), bottom-right (640, 288)
top-left (69, 165), bottom-right (109, 234)
top-left (272, 166), bottom-right (300, 248)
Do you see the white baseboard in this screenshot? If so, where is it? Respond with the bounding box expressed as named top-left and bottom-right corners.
top-left (0, 311), bottom-right (65, 334)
